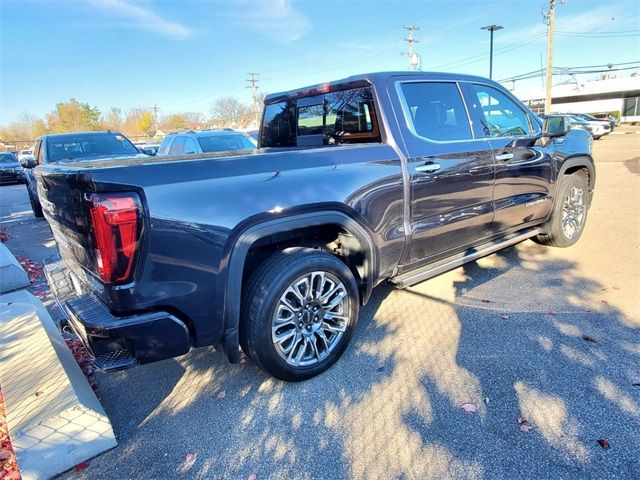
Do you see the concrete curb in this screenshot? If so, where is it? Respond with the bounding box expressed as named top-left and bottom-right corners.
top-left (0, 243), bottom-right (29, 293)
top-left (0, 290), bottom-right (117, 480)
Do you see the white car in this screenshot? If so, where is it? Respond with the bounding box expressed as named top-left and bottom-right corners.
top-left (18, 149), bottom-right (33, 161)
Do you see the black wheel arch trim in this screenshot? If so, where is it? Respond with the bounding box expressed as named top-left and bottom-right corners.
top-left (221, 211), bottom-right (377, 362)
top-left (557, 154), bottom-right (595, 208)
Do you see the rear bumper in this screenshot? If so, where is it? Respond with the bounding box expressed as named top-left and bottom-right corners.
top-left (45, 261), bottom-right (191, 371)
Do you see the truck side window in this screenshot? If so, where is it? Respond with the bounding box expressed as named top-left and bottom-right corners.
top-left (399, 82), bottom-right (472, 142)
top-left (169, 136), bottom-right (186, 155)
top-left (184, 137), bottom-right (198, 154)
top-left (157, 136), bottom-right (173, 155)
top-left (34, 140), bottom-right (43, 165)
top-left (470, 84), bottom-right (536, 138)
top-left (261, 101), bottom-right (297, 147)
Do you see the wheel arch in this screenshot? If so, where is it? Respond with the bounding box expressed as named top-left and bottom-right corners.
top-left (221, 211), bottom-right (377, 362)
top-left (558, 154), bottom-right (595, 192)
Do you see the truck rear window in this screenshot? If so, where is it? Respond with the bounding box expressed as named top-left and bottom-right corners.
top-left (261, 87), bottom-right (380, 147)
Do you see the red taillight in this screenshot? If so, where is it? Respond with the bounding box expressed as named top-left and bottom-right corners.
top-left (88, 193), bottom-right (140, 284)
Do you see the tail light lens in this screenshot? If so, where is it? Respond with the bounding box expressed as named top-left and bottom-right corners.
top-left (88, 193), bottom-right (141, 284)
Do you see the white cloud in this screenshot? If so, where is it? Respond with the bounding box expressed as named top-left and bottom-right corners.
top-left (88, 0), bottom-right (192, 40)
top-left (223, 0), bottom-right (311, 43)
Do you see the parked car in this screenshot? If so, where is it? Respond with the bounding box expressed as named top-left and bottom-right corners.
top-left (39, 72), bottom-right (594, 381)
top-left (134, 143), bottom-right (160, 156)
top-left (156, 129), bottom-right (257, 156)
top-left (567, 113), bottom-right (613, 134)
top-left (18, 149), bottom-right (33, 161)
top-left (550, 114), bottom-right (606, 139)
top-left (23, 131), bottom-right (146, 217)
top-left (0, 152), bottom-right (25, 184)
top-left (591, 112), bottom-right (619, 129)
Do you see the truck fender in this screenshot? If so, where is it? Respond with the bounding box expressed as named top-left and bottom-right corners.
top-left (557, 155), bottom-right (596, 206)
top-left (222, 211), bottom-right (376, 362)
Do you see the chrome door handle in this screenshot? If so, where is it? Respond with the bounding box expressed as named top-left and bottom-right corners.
top-left (495, 153), bottom-right (514, 161)
top-left (415, 163), bottom-right (441, 173)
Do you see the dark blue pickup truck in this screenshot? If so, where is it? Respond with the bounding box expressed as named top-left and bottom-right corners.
top-left (35, 72), bottom-right (595, 381)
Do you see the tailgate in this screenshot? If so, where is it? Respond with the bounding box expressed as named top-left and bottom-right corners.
top-left (35, 167), bottom-right (97, 285)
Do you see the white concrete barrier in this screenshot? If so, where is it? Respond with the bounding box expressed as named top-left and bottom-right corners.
top-left (0, 243), bottom-right (29, 293)
top-left (0, 290), bottom-right (117, 480)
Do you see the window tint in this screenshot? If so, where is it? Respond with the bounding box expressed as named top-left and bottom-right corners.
top-left (261, 87), bottom-right (380, 147)
top-left (46, 133), bottom-right (139, 162)
top-left (34, 140), bottom-right (43, 164)
top-left (471, 84), bottom-right (535, 138)
top-left (197, 133), bottom-right (256, 153)
top-left (169, 136), bottom-right (186, 155)
top-left (157, 136), bottom-right (173, 155)
top-left (400, 82), bottom-right (472, 141)
top-left (184, 137), bottom-right (198, 154)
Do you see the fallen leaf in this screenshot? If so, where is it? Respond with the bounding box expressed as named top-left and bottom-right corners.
top-left (501, 315), bottom-right (509, 320)
top-left (481, 299), bottom-right (491, 303)
top-left (597, 439), bottom-right (610, 449)
top-left (217, 390), bottom-right (227, 399)
top-left (460, 403), bottom-right (477, 413)
top-left (186, 453), bottom-right (194, 462)
top-left (248, 474), bottom-right (258, 480)
top-left (582, 335), bottom-right (597, 343)
top-left (601, 288), bottom-right (608, 292)
top-left (612, 286), bottom-right (621, 291)
top-left (520, 424), bottom-right (533, 432)
top-left (74, 462), bottom-right (89, 472)
top-left (547, 311), bottom-right (556, 316)
top-left (601, 300), bottom-right (609, 305)
top-left (483, 396), bottom-right (490, 405)
top-left (517, 416), bottom-right (527, 424)
top-left (34, 390), bottom-right (44, 397)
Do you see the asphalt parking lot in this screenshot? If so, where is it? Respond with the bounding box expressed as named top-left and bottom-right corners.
top-left (1, 130), bottom-right (639, 479)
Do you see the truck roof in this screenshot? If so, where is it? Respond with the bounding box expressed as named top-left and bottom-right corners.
top-left (264, 71), bottom-right (498, 104)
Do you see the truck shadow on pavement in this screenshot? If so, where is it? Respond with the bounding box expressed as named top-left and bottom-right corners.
top-left (73, 241), bottom-right (639, 480)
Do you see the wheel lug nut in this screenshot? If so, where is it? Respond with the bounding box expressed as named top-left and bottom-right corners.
top-left (313, 306), bottom-right (318, 311)
top-left (306, 325), bottom-right (312, 331)
top-left (298, 322), bottom-right (303, 328)
top-left (314, 316), bottom-right (319, 322)
top-left (305, 305), bottom-right (309, 310)
top-left (297, 312), bottom-right (303, 317)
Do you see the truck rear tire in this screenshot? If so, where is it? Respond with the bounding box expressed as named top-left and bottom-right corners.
top-left (28, 190), bottom-right (44, 218)
top-left (534, 171), bottom-right (589, 248)
top-left (240, 248), bottom-right (359, 381)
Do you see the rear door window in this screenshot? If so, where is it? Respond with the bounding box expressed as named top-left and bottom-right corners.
top-left (169, 136), bottom-right (186, 155)
top-left (399, 82), bottom-right (472, 142)
top-left (157, 136), bottom-right (173, 155)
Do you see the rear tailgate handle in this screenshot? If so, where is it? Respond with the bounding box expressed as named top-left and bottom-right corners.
top-left (495, 153), bottom-right (514, 161)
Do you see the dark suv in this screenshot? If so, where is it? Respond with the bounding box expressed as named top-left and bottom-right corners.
top-left (0, 152), bottom-right (25, 184)
top-left (24, 131), bottom-right (144, 217)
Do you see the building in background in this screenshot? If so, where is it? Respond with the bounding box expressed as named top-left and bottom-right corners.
top-left (511, 74), bottom-right (640, 122)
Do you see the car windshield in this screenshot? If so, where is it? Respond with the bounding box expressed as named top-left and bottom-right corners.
top-left (47, 133), bottom-right (140, 162)
top-left (197, 134), bottom-right (256, 153)
top-left (0, 153), bottom-right (19, 164)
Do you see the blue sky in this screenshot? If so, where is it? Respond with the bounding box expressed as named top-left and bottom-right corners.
top-left (1, 0), bottom-right (639, 124)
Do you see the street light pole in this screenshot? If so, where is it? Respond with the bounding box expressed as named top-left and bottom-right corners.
top-left (481, 25), bottom-right (503, 79)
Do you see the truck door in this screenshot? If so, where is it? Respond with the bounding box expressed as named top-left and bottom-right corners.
top-left (461, 82), bottom-right (553, 232)
top-left (393, 80), bottom-right (496, 268)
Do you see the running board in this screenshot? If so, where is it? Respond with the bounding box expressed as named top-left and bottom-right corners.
top-left (390, 228), bottom-right (541, 289)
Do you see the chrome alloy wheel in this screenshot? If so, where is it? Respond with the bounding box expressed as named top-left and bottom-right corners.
top-left (272, 271), bottom-right (350, 367)
top-left (561, 186), bottom-right (586, 239)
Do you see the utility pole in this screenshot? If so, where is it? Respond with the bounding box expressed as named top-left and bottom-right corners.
top-left (543, 0), bottom-right (556, 114)
top-left (481, 25), bottom-right (503, 79)
top-left (151, 104), bottom-right (160, 131)
top-left (246, 73), bottom-right (260, 127)
top-left (403, 25), bottom-right (421, 70)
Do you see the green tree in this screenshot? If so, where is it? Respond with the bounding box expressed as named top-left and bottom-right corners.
top-left (136, 111), bottom-right (155, 138)
top-left (46, 98), bottom-right (101, 132)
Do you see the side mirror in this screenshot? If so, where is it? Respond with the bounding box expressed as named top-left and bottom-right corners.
top-left (21, 158), bottom-right (37, 168)
top-left (543, 115), bottom-right (569, 138)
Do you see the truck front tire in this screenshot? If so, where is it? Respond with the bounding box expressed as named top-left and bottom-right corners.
top-left (534, 171), bottom-right (589, 248)
top-left (240, 248), bottom-right (359, 381)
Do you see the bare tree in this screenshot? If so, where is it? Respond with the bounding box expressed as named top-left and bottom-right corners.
top-left (210, 97), bottom-right (251, 127)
